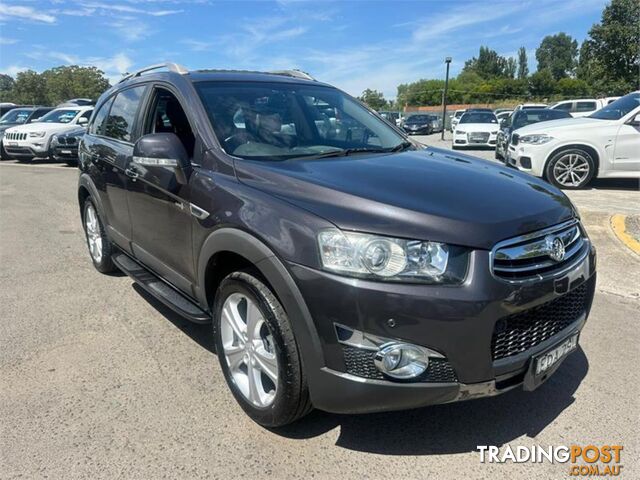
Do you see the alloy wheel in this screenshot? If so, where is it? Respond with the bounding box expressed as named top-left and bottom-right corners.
top-left (220, 293), bottom-right (278, 408)
top-left (85, 204), bottom-right (103, 263)
top-left (552, 153), bottom-right (590, 187)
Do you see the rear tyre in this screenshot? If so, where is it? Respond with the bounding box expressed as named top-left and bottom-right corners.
top-left (82, 198), bottom-right (116, 273)
top-left (213, 271), bottom-right (312, 427)
top-left (545, 148), bottom-right (595, 189)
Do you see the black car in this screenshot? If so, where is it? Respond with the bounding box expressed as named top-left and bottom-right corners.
top-left (50, 127), bottom-right (85, 165)
top-left (0, 106), bottom-right (53, 160)
top-left (78, 64), bottom-right (596, 427)
top-left (495, 108), bottom-right (573, 161)
top-left (403, 114), bottom-right (438, 134)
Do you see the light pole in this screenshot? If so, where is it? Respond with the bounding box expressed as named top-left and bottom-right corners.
top-left (441, 57), bottom-right (452, 140)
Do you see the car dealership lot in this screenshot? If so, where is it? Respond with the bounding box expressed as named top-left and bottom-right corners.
top-left (1, 159), bottom-right (638, 479)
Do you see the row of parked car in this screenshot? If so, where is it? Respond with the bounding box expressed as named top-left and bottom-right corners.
top-left (448, 93), bottom-right (639, 189)
top-left (0, 100), bottom-right (91, 165)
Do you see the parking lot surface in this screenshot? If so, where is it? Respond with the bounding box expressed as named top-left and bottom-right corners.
top-left (1, 152), bottom-right (639, 479)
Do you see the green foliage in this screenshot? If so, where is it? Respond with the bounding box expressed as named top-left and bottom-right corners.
top-left (556, 78), bottom-right (590, 97)
top-left (1, 66), bottom-right (110, 106)
top-left (577, 0), bottom-right (640, 94)
top-left (12, 70), bottom-right (48, 105)
top-left (517, 47), bottom-right (529, 79)
top-left (0, 74), bottom-right (15, 101)
top-left (528, 69), bottom-right (556, 97)
top-left (462, 46), bottom-right (517, 79)
top-left (358, 88), bottom-right (389, 110)
top-left (535, 33), bottom-right (578, 79)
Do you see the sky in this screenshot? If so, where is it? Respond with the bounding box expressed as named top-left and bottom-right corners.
top-left (0, 0), bottom-right (610, 99)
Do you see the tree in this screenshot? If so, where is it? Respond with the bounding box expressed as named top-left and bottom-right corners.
top-left (0, 74), bottom-right (15, 102)
top-left (529, 69), bottom-right (556, 97)
top-left (358, 88), bottom-right (389, 110)
top-left (577, 0), bottom-right (640, 94)
top-left (42, 66), bottom-right (110, 105)
top-left (12, 70), bottom-right (48, 105)
top-left (463, 46), bottom-right (508, 78)
top-left (504, 57), bottom-right (517, 79)
top-left (536, 33), bottom-right (578, 79)
top-left (517, 47), bottom-right (529, 79)
top-left (556, 78), bottom-right (591, 97)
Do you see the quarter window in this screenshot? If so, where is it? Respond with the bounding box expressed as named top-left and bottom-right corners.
top-left (105, 86), bottom-right (145, 142)
top-left (90, 97), bottom-right (114, 135)
top-left (554, 102), bottom-right (573, 111)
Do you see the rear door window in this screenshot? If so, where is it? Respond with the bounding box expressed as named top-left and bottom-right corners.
top-left (105, 86), bottom-right (146, 142)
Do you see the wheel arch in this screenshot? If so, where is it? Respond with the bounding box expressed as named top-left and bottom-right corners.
top-left (77, 174), bottom-right (104, 217)
top-left (197, 228), bottom-right (325, 378)
top-left (544, 143), bottom-right (601, 179)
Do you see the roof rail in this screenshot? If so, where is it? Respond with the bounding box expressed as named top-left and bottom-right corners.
top-left (269, 69), bottom-right (315, 81)
top-left (118, 63), bottom-right (188, 84)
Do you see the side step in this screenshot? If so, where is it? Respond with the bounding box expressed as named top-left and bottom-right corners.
top-left (112, 252), bottom-right (211, 324)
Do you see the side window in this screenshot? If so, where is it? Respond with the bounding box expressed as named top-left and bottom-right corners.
top-left (80, 109), bottom-right (93, 120)
top-left (576, 101), bottom-right (597, 112)
top-left (145, 88), bottom-right (195, 157)
top-left (105, 86), bottom-right (145, 142)
top-left (90, 97), bottom-right (115, 135)
top-left (554, 102), bottom-right (573, 111)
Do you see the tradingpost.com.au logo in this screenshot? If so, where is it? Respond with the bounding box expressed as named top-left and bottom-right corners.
top-left (477, 445), bottom-right (623, 476)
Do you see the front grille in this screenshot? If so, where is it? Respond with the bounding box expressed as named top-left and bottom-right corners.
top-left (491, 282), bottom-right (588, 360)
top-left (492, 220), bottom-right (588, 281)
top-left (341, 345), bottom-right (458, 383)
top-left (58, 136), bottom-right (78, 145)
top-left (5, 132), bottom-right (27, 140)
top-left (467, 132), bottom-right (490, 143)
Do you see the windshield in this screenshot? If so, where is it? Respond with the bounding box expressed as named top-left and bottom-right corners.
top-left (589, 92), bottom-right (640, 120)
top-left (0, 109), bottom-right (32, 124)
top-left (459, 112), bottom-right (497, 124)
top-left (406, 115), bottom-right (431, 123)
top-left (513, 110), bottom-right (571, 129)
top-left (196, 82), bottom-right (407, 160)
top-left (39, 109), bottom-right (80, 124)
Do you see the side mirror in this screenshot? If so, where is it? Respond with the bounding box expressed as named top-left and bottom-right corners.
top-left (77, 117), bottom-right (88, 126)
top-left (133, 133), bottom-right (191, 185)
top-left (629, 113), bottom-right (640, 127)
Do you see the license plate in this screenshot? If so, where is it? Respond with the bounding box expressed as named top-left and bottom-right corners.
top-left (60, 149), bottom-right (72, 154)
top-left (535, 334), bottom-right (579, 375)
top-left (7, 142), bottom-right (17, 146)
top-left (470, 135), bottom-right (486, 142)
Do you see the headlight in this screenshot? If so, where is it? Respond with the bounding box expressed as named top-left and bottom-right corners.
top-left (455, 130), bottom-right (466, 135)
top-left (317, 229), bottom-right (467, 283)
top-left (29, 131), bottom-right (46, 138)
top-left (519, 134), bottom-right (553, 145)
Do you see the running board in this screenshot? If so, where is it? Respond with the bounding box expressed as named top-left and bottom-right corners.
top-left (112, 252), bottom-right (211, 324)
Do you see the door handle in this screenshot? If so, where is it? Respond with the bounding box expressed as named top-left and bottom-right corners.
top-left (125, 166), bottom-right (139, 180)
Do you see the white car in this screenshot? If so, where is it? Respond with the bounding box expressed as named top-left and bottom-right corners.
top-left (3, 106), bottom-right (93, 162)
top-left (548, 98), bottom-right (609, 118)
top-left (452, 111), bottom-right (499, 148)
top-left (513, 103), bottom-right (548, 112)
top-left (450, 109), bottom-right (466, 132)
top-left (506, 92), bottom-right (640, 189)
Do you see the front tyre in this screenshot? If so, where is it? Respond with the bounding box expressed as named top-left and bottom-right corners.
top-left (214, 271), bottom-right (311, 427)
top-left (545, 148), bottom-right (595, 189)
top-left (82, 198), bottom-right (116, 273)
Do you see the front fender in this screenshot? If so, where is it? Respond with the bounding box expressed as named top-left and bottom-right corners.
top-left (196, 228), bottom-right (326, 389)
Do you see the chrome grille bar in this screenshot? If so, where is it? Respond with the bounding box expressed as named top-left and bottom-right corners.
top-left (491, 219), bottom-right (588, 282)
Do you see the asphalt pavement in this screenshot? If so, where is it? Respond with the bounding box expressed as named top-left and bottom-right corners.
top-left (0, 153), bottom-right (638, 479)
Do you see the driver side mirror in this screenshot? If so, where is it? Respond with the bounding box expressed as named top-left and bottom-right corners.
top-left (133, 133), bottom-right (191, 185)
top-left (77, 117), bottom-right (88, 126)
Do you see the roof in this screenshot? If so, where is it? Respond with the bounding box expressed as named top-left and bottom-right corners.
top-left (186, 69), bottom-right (323, 86)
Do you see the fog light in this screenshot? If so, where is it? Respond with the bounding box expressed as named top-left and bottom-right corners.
top-left (374, 343), bottom-right (429, 379)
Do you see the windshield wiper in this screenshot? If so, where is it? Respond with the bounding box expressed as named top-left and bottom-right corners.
top-left (291, 147), bottom-right (386, 161)
top-left (387, 141), bottom-right (414, 152)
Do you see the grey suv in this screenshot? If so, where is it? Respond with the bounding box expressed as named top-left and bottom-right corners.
top-left (78, 64), bottom-right (596, 426)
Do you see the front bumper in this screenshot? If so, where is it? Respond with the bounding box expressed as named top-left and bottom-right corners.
top-left (52, 145), bottom-right (79, 161)
top-left (507, 142), bottom-right (554, 177)
top-left (403, 125), bottom-right (430, 134)
top-left (2, 138), bottom-right (49, 158)
top-left (453, 133), bottom-right (498, 147)
top-left (290, 244), bottom-right (596, 414)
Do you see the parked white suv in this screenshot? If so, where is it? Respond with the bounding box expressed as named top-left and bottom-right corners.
top-left (3, 106), bottom-right (92, 162)
top-left (507, 92), bottom-right (640, 189)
